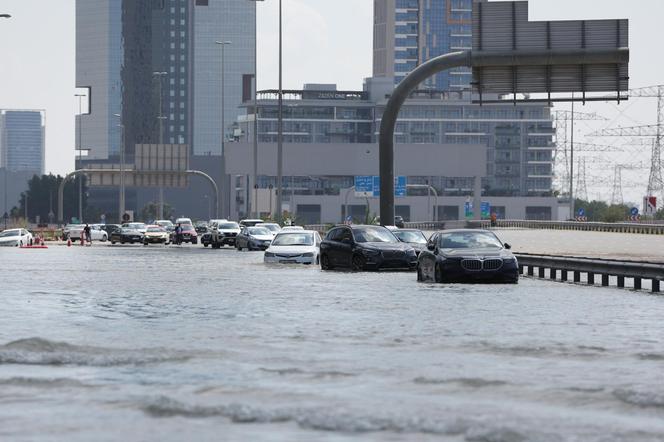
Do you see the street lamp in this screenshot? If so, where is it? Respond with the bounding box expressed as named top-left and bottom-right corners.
top-left (114, 113), bottom-right (125, 222)
top-left (75, 93), bottom-right (85, 223)
top-left (247, 0), bottom-right (264, 219)
top-left (276, 0), bottom-right (283, 223)
top-left (215, 40), bottom-right (231, 219)
top-left (153, 71), bottom-right (168, 220)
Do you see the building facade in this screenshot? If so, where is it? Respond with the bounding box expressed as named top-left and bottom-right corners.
top-left (374, 0), bottom-right (474, 89)
top-left (0, 110), bottom-right (45, 174)
top-left (76, 0), bottom-right (255, 159)
top-left (228, 80), bottom-right (556, 223)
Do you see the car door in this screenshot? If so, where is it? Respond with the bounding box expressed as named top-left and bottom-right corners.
top-left (335, 228), bottom-right (354, 268)
top-left (321, 228), bottom-right (340, 265)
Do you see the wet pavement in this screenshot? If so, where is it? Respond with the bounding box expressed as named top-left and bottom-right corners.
top-left (1, 241), bottom-right (664, 441)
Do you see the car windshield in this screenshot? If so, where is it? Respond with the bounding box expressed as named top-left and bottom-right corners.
top-left (248, 227), bottom-right (270, 236)
top-left (438, 232), bottom-right (503, 249)
top-left (272, 233), bottom-right (314, 246)
top-left (352, 227), bottom-right (398, 243)
top-left (393, 230), bottom-right (427, 244)
top-left (127, 223), bottom-right (145, 229)
top-left (0, 230), bottom-right (19, 238)
top-left (219, 223), bottom-right (239, 229)
top-left (156, 221), bottom-right (173, 227)
top-left (180, 224), bottom-right (194, 230)
top-left (258, 224), bottom-right (280, 232)
top-left (121, 228), bottom-right (136, 233)
top-left (147, 227), bottom-right (165, 233)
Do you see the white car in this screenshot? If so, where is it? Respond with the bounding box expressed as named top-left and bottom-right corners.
top-left (175, 217), bottom-right (193, 226)
top-left (281, 226), bottom-right (305, 232)
top-left (65, 224), bottom-right (108, 242)
top-left (0, 229), bottom-right (33, 247)
top-left (264, 230), bottom-right (322, 265)
top-left (256, 223), bottom-right (282, 238)
top-left (155, 220), bottom-right (174, 231)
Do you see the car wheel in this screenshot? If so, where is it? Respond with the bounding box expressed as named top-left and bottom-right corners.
top-left (434, 264), bottom-right (443, 283)
top-left (352, 254), bottom-right (365, 272)
top-left (101, 235), bottom-right (107, 242)
top-left (120, 239), bottom-right (125, 244)
top-left (111, 241), bottom-right (116, 245)
top-left (320, 253), bottom-right (332, 270)
top-left (192, 239), bottom-right (198, 245)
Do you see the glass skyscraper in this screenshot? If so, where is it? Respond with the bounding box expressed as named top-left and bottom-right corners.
top-left (374, 0), bottom-right (474, 90)
top-left (76, 0), bottom-right (255, 159)
top-left (0, 110), bottom-right (45, 174)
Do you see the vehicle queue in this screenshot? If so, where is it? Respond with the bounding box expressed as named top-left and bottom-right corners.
top-left (32, 216), bottom-right (519, 284)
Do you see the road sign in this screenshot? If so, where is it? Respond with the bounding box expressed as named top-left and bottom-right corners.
top-left (464, 201), bottom-right (473, 220)
top-left (355, 176), bottom-right (407, 198)
top-left (472, 1), bottom-right (629, 103)
top-left (480, 202), bottom-right (491, 220)
top-left (644, 196), bottom-right (657, 216)
top-left (578, 208), bottom-right (586, 217)
top-left (630, 207), bottom-right (639, 217)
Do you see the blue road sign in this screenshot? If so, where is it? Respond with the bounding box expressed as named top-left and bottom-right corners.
top-left (577, 208), bottom-right (586, 217)
top-left (480, 202), bottom-right (491, 219)
top-left (630, 207), bottom-right (639, 216)
top-left (356, 176), bottom-right (407, 197)
top-left (354, 176), bottom-right (374, 197)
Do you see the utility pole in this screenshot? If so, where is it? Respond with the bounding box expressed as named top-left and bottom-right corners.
top-left (114, 114), bottom-right (125, 223)
top-left (153, 71), bottom-right (168, 220)
top-left (75, 93), bottom-right (85, 223)
top-left (570, 97), bottom-right (575, 219)
top-left (215, 40), bottom-right (231, 219)
top-left (276, 0), bottom-right (283, 223)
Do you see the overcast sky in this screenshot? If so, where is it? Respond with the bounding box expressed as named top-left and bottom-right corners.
top-left (1, 0), bottom-right (662, 203)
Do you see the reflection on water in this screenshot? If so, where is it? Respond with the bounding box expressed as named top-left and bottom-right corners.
top-left (1, 245), bottom-right (664, 441)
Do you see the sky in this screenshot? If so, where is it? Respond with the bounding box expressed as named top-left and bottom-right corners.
top-left (0, 0), bottom-right (663, 204)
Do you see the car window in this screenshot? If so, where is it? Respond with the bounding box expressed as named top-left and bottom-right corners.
top-left (248, 227), bottom-right (271, 236)
top-left (272, 233), bottom-right (314, 246)
top-left (339, 229), bottom-right (353, 243)
top-left (438, 232), bottom-right (503, 249)
top-left (325, 228), bottom-right (342, 241)
top-left (352, 227), bottom-right (397, 243)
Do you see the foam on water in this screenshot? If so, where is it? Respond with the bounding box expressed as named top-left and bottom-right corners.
top-left (0, 338), bottom-right (191, 366)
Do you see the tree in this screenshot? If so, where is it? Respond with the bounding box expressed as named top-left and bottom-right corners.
top-left (13, 174), bottom-right (87, 224)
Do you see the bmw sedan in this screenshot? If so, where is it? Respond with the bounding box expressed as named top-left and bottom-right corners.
top-left (319, 225), bottom-right (417, 271)
top-left (392, 229), bottom-right (428, 255)
top-left (110, 227), bottom-right (144, 245)
top-left (417, 229), bottom-right (518, 284)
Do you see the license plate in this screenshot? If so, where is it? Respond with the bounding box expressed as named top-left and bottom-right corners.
top-left (280, 260), bottom-right (298, 264)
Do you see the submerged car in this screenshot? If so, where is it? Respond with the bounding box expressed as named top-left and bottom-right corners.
top-left (264, 230), bottom-right (322, 265)
top-left (256, 222), bottom-right (281, 238)
top-left (122, 222), bottom-right (148, 234)
top-left (392, 229), bottom-right (428, 255)
top-left (110, 227), bottom-right (144, 244)
top-left (235, 226), bottom-right (273, 251)
top-left (172, 223), bottom-right (198, 244)
top-left (143, 225), bottom-right (170, 245)
top-left (0, 229), bottom-right (33, 247)
top-left (319, 225), bottom-right (417, 271)
top-left (417, 229), bottom-right (518, 284)
top-left (207, 221), bottom-right (241, 248)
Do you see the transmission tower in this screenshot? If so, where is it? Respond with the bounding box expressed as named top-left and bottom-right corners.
top-left (589, 85), bottom-right (664, 204)
top-left (575, 158), bottom-right (589, 201)
top-left (553, 110), bottom-right (607, 193)
top-left (611, 165), bottom-right (624, 205)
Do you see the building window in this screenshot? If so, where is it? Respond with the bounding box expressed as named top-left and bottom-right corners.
top-left (196, 0), bottom-right (209, 5)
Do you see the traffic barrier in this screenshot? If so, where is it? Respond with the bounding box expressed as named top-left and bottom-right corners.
top-left (467, 220), bottom-right (664, 235)
top-left (515, 253), bottom-right (664, 293)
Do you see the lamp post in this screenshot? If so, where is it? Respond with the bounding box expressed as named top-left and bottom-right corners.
top-left (215, 40), bottom-right (231, 219)
top-left (153, 71), bottom-right (168, 220)
top-left (247, 0), bottom-right (264, 218)
top-left (114, 113), bottom-right (125, 222)
top-left (75, 93), bottom-right (85, 223)
top-left (276, 0), bottom-right (283, 223)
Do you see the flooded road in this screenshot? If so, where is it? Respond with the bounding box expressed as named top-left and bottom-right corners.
top-left (1, 244), bottom-right (664, 441)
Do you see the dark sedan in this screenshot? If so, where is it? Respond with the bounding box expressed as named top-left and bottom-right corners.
top-left (110, 227), bottom-right (144, 245)
top-left (417, 229), bottom-right (518, 284)
top-left (392, 229), bottom-right (428, 255)
top-left (320, 225), bottom-right (417, 271)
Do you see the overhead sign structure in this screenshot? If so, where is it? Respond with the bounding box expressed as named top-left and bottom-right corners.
top-left (472, 0), bottom-right (629, 104)
top-left (355, 176), bottom-right (407, 198)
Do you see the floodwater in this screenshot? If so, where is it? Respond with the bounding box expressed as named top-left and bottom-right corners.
top-left (1, 243), bottom-right (664, 441)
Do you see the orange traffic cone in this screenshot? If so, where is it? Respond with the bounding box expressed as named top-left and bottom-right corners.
top-left (67, 239), bottom-right (72, 247)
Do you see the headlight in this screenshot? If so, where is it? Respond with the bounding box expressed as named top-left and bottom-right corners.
top-left (361, 248), bottom-right (381, 256)
top-left (302, 252), bottom-right (314, 258)
top-left (265, 252), bottom-right (275, 257)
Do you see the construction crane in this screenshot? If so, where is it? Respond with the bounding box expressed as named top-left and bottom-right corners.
top-left (589, 85), bottom-right (664, 207)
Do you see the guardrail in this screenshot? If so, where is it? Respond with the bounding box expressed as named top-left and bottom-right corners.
top-left (515, 253), bottom-right (664, 293)
top-left (468, 220), bottom-right (664, 235)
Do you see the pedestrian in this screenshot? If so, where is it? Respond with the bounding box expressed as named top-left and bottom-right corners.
top-left (83, 224), bottom-right (92, 245)
top-left (174, 223), bottom-right (182, 245)
top-left (490, 212), bottom-right (497, 228)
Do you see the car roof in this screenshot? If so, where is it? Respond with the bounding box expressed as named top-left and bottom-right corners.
top-left (276, 229), bottom-right (316, 235)
top-left (241, 219), bottom-right (264, 223)
top-left (394, 228), bottom-right (424, 233)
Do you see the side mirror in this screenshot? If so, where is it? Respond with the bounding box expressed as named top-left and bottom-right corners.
top-left (427, 243), bottom-right (436, 251)
top-left (504, 243), bottom-right (512, 250)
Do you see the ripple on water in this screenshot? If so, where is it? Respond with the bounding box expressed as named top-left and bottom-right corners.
top-left (613, 388), bottom-right (664, 409)
top-left (0, 338), bottom-right (191, 367)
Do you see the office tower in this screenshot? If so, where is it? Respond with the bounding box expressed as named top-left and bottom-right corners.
top-left (0, 110), bottom-right (45, 173)
top-left (374, 0), bottom-right (474, 90)
top-left (76, 0), bottom-right (255, 159)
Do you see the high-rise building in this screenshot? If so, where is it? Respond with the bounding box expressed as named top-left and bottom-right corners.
top-left (76, 0), bottom-right (255, 159)
top-left (374, 0), bottom-right (474, 90)
top-left (0, 110), bottom-right (45, 174)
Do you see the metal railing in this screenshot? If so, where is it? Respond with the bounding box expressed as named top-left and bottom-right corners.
top-left (516, 253), bottom-right (664, 293)
top-left (468, 220), bottom-right (664, 235)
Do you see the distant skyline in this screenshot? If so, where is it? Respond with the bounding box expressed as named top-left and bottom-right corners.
top-left (1, 0), bottom-right (663, 203)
